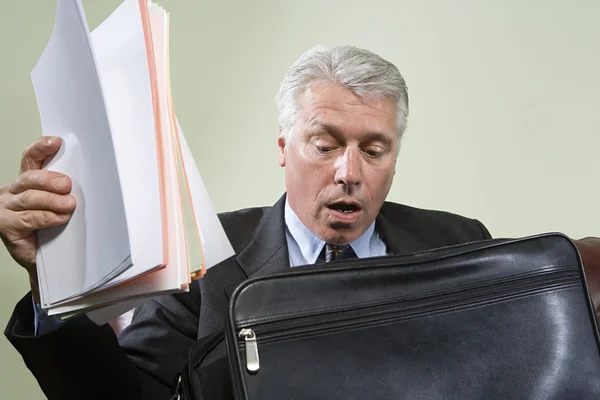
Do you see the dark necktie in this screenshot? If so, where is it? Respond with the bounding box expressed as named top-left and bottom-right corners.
top-left (324, 243), bottom-right (357, 263)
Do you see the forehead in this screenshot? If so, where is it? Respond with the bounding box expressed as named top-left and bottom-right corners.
top-left (296, 82), bottom-right (397, 137)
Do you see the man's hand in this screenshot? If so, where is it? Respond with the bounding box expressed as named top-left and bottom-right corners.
top-left (0, 137), bottom-right (76, 302)
top-left (574, 237), bottom-right (600, 316)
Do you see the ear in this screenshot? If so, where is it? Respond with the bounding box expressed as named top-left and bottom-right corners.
top-left (277, 128), bottom-right (287, 167)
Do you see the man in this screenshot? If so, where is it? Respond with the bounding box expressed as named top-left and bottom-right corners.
top-left (2, 45), bottom-right (598, 399)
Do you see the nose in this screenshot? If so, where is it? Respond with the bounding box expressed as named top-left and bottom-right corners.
top-left (334, 147), bottom-right (362, 188)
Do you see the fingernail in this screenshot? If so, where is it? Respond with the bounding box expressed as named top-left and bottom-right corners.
top-left (45, 137), bottom-right (55, 145)
top-left (59, 195), bottom-right (73, 206)
top-left (54, 176), bottom-right (68, 188)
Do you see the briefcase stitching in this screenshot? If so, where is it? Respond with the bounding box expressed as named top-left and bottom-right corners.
top-left (236, 264), bottom-right (580, 326)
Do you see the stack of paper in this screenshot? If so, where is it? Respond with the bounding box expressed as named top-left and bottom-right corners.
top-left (31, 0), bottom-right (234, 324)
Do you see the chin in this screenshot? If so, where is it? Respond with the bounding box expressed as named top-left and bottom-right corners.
top-left (320, 227), bottom-right (362, 246)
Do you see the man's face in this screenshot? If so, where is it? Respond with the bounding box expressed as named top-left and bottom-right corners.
top-left (278, 82), bottom-right (399, 245)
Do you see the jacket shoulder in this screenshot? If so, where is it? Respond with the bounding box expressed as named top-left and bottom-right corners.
top-left (380, 201), bottom-right (492, 243)
top-left (217, 205), bottom-right (272, 252)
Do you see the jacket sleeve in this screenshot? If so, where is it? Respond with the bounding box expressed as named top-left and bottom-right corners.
top-left (475, 219), bottom-right (493, 240)
top-left (4, 287), bottom-right (200, 400)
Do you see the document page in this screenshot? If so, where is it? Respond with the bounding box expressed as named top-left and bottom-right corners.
top-left (32, 0), bottom-right (131, 307)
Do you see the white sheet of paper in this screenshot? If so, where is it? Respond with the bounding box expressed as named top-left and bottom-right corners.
top-left (32, 0), bottom-right (131, 306)
top-left (36, 135), bottom-right (86, 305)
top-left (85, 299), bottom-right (143, 326)
top-left (90, 0), bottom-right (165, 283)
top-left (47, 270), bottom-right (183, 316)
top-left (176, 119), bottom-right (235, 269)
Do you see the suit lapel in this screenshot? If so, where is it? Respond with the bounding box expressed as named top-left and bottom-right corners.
top-left (376, 202), bottom-right (429, 255)
top-left (235, 194), bottom-right (291, 280)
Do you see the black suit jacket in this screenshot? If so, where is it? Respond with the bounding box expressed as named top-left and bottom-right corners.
top-left (5, 195), bottom-right (491, 399)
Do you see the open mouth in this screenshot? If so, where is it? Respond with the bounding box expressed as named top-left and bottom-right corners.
top-left (327, 202), bottom-right (361, 214)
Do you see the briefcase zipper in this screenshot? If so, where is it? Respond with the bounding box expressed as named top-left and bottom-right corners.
top-left (237, 268), bottom-right (581, 372)
top-left (238, 328), bottom-right (260, 372)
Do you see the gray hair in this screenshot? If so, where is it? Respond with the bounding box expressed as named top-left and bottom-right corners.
top-left (275, 45), bottom-right (409, 141)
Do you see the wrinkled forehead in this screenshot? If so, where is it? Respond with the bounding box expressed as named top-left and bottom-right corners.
top-left (295, 82), bottom-right (398, 140)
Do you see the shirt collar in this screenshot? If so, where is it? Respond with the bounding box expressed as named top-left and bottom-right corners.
top-left (284, 198), bottom-right (376, 263)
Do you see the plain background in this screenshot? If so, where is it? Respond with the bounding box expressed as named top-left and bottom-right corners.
top-left (1, 0), bottom-right (598, 397)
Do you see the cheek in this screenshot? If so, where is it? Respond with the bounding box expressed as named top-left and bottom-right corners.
top-left (365, 164), bottom-right (395, 199)
top-left (303, 164), bottom-right (334, 201)
top-left (286, 149), bottom-right (332, 198)
top-left (292, 149), bottom-right (331, 181)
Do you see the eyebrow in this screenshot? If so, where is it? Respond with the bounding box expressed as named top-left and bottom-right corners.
top-left (308, 121), bottom-right (394, 147)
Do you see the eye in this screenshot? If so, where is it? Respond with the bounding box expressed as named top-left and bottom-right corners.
top-left (316, 145), bottom-right (335, 154)
top-left (363, 148), bottom-right (384, 158)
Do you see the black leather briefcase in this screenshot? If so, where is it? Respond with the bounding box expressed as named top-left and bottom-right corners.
top-left (223, 233), bottom-right (600, 399)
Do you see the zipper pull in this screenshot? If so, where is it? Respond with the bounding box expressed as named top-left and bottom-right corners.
top-left (239, 328), bottom-right (260, 372)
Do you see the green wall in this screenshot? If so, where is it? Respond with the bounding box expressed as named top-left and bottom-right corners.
top-left (1, 0), bottom-right (598, 397)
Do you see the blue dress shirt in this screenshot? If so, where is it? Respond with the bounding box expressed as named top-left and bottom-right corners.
top-left (284, 199), bottom-right (389, 267)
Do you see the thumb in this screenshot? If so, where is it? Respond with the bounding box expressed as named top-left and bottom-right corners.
top-left (20, 136), bottom-right (62, 174)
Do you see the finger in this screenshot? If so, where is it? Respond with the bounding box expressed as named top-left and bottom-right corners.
top-left (16, 210), bottom-right (72, 233)
top-left (9, 170), bottom-right (72, 195)
top-left (19, 137), bottom-right (62, 174)
top-left (6, 190), bottom-right (76, 213)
